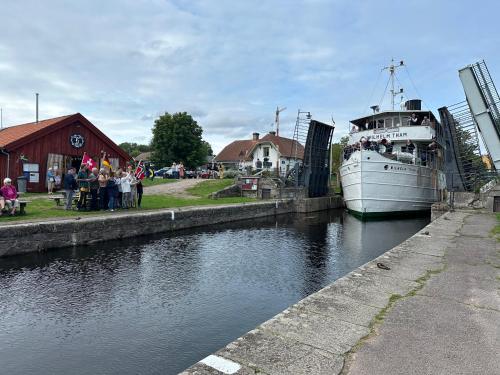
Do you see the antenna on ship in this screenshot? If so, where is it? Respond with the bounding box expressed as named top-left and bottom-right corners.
top-left (382, 59), bottom-right (404, 110)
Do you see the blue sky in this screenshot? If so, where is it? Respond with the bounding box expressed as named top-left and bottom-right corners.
top-left (0, 0), bottom-right (496, 152)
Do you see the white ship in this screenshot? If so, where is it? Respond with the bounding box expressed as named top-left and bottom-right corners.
top-left (339, 61), bottom-right (446, 218)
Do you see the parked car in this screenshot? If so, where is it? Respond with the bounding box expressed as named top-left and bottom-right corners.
top-left (184, 170), bottom-right (196, 179)
top-left (154, 167), bottom-right (173, 178)
top-left (198, 169), bottom-right (219, 179)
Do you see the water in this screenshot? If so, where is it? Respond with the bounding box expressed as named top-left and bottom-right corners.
top-left (0, 210), bottom-right (428, 375)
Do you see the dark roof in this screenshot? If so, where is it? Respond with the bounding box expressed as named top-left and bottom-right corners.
top-left (135, 152), bottom-right (151, 161)
top-left (216, 133), bottom-right (304, 162)
top-left (216, 139), bottom-right (259, 162)
top-left (260, 133), bottom-right (304, 159)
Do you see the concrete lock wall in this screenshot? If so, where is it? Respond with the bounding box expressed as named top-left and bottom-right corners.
top-left (0, 197), bottom-right (341, 258)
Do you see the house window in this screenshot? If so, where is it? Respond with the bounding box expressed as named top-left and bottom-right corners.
top-left (263, 147), bottom-right (270, 157)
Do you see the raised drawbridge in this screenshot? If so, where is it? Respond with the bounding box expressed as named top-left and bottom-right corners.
top-left (439, 60), bottom-right (499, 192)
top-left (286, 110), bottom-right (335, 197)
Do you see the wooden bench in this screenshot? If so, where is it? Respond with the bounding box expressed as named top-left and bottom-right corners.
top-left (18, 200), bottom-right (29, 215)
top-left (49, 195), bottom-right (65, 206)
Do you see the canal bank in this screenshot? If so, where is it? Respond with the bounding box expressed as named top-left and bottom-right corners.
top-left (0, 196), bottom-right (343, 257)
top-left (181, 210), bottom-right (499, 374)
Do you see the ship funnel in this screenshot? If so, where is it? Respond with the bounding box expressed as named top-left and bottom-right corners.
top-left (405, 99), bottom-right (421, 111)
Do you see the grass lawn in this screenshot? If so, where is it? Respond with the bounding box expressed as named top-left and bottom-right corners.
top-left (186, 179), bottom-right (234, 197)
top-left (0, 179), bottom-right (252, 223)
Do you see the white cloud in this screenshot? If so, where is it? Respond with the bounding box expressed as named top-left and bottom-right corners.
top-left (0, 0), bottom-right (499, 154)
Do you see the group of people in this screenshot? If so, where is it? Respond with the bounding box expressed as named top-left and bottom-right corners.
top-left (63, 164), bottom-right (143, 212)
top-left (409, 113), bottom-right (431, 127)
top-left (171, 162), bottom-right (184, 179)
top-left (0, 178), bottom-right (19, 216)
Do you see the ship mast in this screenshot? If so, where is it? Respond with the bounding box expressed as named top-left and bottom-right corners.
top-left (382, 59), bottom-right (405, 110)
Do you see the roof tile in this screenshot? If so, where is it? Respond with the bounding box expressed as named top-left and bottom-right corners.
top-left (0, 114), bottom-right (75, 148)
top-left (216, 133), bottom-right (304, 161)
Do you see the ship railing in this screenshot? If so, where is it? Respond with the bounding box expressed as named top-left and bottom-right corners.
top-left (342, 146), bottom-right (441, 169)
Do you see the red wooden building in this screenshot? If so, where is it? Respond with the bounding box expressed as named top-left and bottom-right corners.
top-left (0, 113), bottom-right (131, 192)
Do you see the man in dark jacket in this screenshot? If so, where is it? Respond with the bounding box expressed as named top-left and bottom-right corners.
top-left (63, 168), bottom-right (78, 210)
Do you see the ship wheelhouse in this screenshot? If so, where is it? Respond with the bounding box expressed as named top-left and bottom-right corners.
top-left (344, 102), bottom-right (445, 170)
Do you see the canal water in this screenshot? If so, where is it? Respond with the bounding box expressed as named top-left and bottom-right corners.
top-left (0, 210), bottom-right (428, 375)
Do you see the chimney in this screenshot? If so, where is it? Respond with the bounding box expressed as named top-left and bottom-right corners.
top-left (252, 132), bottom-right (259, 140)
top-left (36, 93), bottom-right (39, 123)
top-left (269, 131), bottom-right (276, 136)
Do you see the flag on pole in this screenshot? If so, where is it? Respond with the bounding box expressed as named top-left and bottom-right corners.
top-left (144, 162), bottom-right (154, 179)
top-left (82, 152), bottom-right (97, 170)
top-left (134, 160), bottom-right (146, 180)
top-left (101, 151), bottom-right (112, 171)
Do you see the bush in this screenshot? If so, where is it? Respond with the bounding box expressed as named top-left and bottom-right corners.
top-left (223, 169), bottom-right (243, 179)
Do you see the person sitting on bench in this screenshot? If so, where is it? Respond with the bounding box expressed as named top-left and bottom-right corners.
top-left (0, 178), bottom-right (19, 215)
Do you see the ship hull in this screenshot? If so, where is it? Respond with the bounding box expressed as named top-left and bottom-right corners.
top-left (340, 150), bottom-right (444, 219)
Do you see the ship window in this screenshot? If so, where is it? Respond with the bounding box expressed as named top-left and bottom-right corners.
top-left (385, 118), bottom-right (393, 128)
top-left (377, 119), bottom-right (384, 128)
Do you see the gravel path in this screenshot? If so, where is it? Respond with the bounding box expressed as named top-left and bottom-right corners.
top-left (143, 178), bottom-right (204, 198)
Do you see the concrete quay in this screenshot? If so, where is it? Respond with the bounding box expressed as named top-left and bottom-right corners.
top-left (181, 210), bottom-right (499, 375)
top-left (0, 196), bottom-right (343, 257)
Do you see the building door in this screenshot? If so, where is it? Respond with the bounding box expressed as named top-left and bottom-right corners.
top-left (494, 196), bottom-right (500, 212)
top-left (70, 156), bottom-right (83, 170)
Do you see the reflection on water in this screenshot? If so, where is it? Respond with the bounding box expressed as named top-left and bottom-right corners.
top-left (0, 210), bottom-right (428, 375)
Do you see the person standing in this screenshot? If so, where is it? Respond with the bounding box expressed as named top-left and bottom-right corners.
top-left (136, 179), bottom-right (143, 208)
top-left (76, 165), bottom-right (89, 211)
top-left (47, 168), bottom-right (56, 194)
top-left (409, 113), bottom-right (419, 126)
top-left (406, 139), bottom-right (416, 154)
top-left (98, 169), bottom-right (109, 210)
top-left (120, 171), bottom-right (132, 209)
top-left (107, 172), bottom-right (118, 211)
top-left (179, 162), bottom-right (185, 179)
top-left (115, 168), bottom-right (123, 208)
top-left (88, 167), bottom-right (99, 211)
top-left (171, 162), bottom-right (178, 179)
top-left (63, 168), bottom-right (78, 210)
top-left (218, 163), bottom-right (224, 179)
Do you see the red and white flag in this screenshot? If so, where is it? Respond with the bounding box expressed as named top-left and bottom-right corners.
top-left (82, 152), bottom-right (97, 170)
top-left (134, 160), bottom-right (145, 180)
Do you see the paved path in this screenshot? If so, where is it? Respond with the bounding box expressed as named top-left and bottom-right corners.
top-left (344, 212), bottom-right (499, 375)
top-left (181, 211), bottom-right (499, 375)
top-left (143, 178), bottom-right (203, 198)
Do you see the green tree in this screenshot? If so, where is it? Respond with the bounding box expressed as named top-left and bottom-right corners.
top-left (331, 135), bottom-right (349, 174)
top-left (150, 112), bottom-right (212, 168)
top-left (329, 135), bottom-right (349, 193)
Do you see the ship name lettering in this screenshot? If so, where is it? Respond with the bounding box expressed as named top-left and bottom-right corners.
top-left (371, 132), bottom-right (408, 140)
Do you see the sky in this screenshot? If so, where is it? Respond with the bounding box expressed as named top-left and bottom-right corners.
top-left (0, 0), bottom-right (497, 153)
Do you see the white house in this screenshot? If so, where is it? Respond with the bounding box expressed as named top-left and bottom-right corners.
top-left (215, 131), bottom-right (304, 176)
